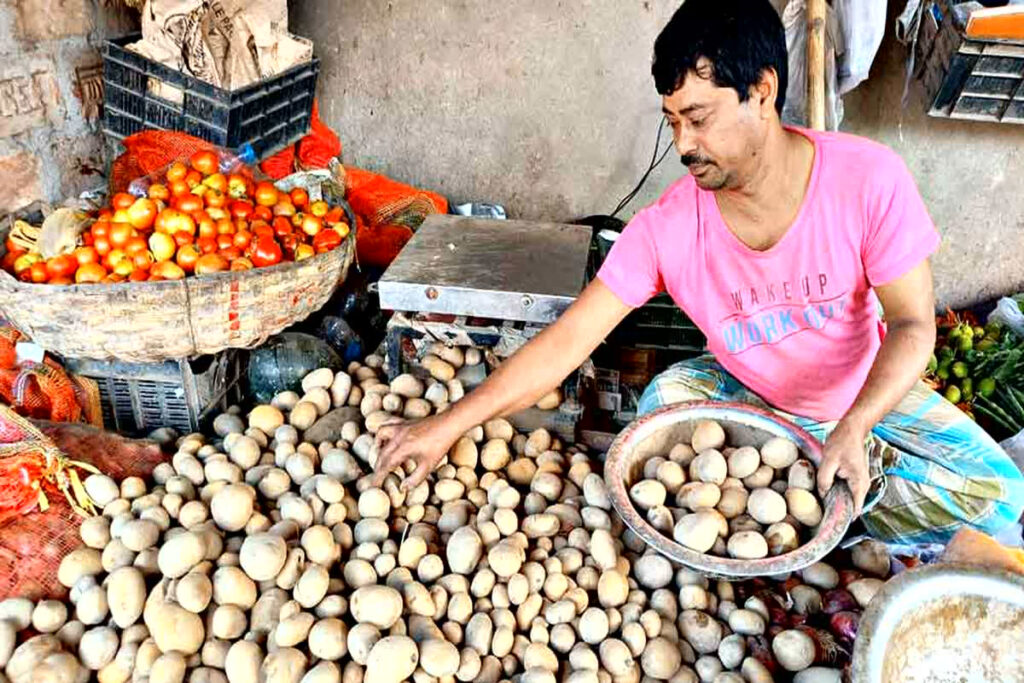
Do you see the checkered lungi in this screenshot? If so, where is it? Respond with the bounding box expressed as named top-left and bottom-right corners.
top-left (638, 356), bottom-right (1024, 545)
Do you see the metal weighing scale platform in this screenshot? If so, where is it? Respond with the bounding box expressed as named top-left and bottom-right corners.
top-left (377, 215), bottom-right (593, 440)
top-left (378, 215), bottom-right (593, 325)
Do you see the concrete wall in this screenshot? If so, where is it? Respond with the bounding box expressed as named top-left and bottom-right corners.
top-left (294, 0), bottom-right (1023, 308)
top-left (0, 0), bottom-right (134, 213)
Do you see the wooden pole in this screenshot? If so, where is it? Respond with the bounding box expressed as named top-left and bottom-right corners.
top-left (806, 0), bottom-right (827, 131)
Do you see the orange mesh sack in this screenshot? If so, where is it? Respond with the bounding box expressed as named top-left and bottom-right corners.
top-left (110, 131), bottom-right (217, 194)
top-left (0, 412), bottom-right (166, 600)
top-left (345, 166), bottom-right (448, 231)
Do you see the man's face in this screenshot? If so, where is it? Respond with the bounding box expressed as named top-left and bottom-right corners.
top-left (662, 61), bottom-right (768, 191)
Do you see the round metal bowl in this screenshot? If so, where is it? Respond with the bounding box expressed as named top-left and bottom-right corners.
top-left (851, 564), bottom-right (1024, 683)
top-left (604, 401), bottom-right (854, 579)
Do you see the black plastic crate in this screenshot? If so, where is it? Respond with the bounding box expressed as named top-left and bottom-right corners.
top-left (63, 351), bottom-right (245, 436)
top-left (102, 34), bottom-right (319, 158)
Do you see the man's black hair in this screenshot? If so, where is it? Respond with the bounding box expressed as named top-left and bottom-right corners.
top-left (652, 0), bottom-right (788, 114)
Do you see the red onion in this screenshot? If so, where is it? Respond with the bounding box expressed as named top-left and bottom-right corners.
top-left (796, 625), bottom-right (851, 666)
top-left (830, 610), bottom-right (861, 642)
top-left (838, 569), bottom-right (862, 587)
top-left (822, 588), bottom-right (858, 614)
top-left (746, 635), bottom-right (779, 674)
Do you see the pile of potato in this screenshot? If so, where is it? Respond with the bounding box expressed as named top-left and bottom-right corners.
top-left (0, 352), bottom-right (869, 683)
top-left (626, 420), bottom-right (827, 560)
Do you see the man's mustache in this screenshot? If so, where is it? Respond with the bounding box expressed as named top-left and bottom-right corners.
top-left (681, 154), bottom-right (714, 167)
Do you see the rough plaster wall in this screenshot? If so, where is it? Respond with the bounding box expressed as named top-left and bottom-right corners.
top-left (0, 0), bottom-right (134, 213)
top-left (291, 0), bottom-right (1024, 308)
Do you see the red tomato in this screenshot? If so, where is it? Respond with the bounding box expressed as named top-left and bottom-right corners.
top-left (289, 188), bottom-right (309, 208)
top-left (219, 246), bottom-right (243, 261)
top-left (129, 269), bottom-right (149, 282)
top-left (46, 255), bottom-right (78, 279)
top-left (254, 182), bottom-right (279, 207)
top-left (273, 216), bottom-right (293, 237)
top-left (127, 198), bottom-right (158, 229)
top-left (216, 234), bottom-right (234, 251)
top-left (250, 236), bottom-right (283, 268)
top-left (75, 263), bottom-right (107, 284)
top-left (196, 212), bottom-right (217, 239)
top-left (176, 195), bottom-right (204, 214)
top-left (176, 245), bottom-right (200, 273)
top-left (49, 276), bottom-right (73, 286)
top-left (312, 228), bottom-right (343, 253)
top-left (111, 192), bottom-right (136, 211)
top-left (196, 237), bottom-right (218, 255)
top-left (29, 262), bottom-right (50, 283)
top-left (252, 223), bottom-right (274, 240)
top-left (173, 231), bottom-right (195, 248)
top-left (190, 150), bottom-right (219, 176)
top-left (81, 232), bottom-right (95, 247)
top-left (230, 200), bottom-right (254, 220)
top-left (148, 183), bottom-right (170, 201)
top-left (92, 220), bottom-right (110, 239)
top-left (166, 161), bottom-right (188, 183)
top-left (133, 251), bottom-right (155, 271)
top-left (253, 205), bottom-right (272, 222)
top-left (273, 201), bottom-right (296, 217)
top-left (185, 169), bottom-right (203, 189)
top-left (324, 207), bottom-right (345, 225)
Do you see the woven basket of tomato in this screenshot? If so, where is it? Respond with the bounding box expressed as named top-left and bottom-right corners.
top-left (0, 151), bottom-right (355, 363)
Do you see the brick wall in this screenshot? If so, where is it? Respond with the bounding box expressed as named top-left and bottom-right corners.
top-left (0, 0), bottom-right (136, 213)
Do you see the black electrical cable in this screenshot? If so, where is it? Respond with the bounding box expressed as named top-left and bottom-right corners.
top-left (610, 117), bottom-right (674, 219)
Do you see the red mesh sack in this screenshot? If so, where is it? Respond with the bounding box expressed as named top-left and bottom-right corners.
top-left (355, 216), bottom-right (414, 270)
top-left (261, 100), bottom-right (342, 180)
top-left (0, 411), bottom-right (166, 600)
top-left (345, 166), bottom-right (448, 231)
top-left (109, 131), bottom-right (217, 194)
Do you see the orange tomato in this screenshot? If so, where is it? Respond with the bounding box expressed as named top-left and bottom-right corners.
top-left (149, 232), bottom-right (176, 262)
top-left (127, 198), bottom-right (158, 229)
top-left (81, 232), bottom-right (95, 247)
top-left (214, 218), bottom-right (235, 236)
top-left (176, 195), bottom-right (204, 214)
top-left (196, 237), bottom-right (218, 255)
top-left (166, 161), bottom-right (188, 183)
top-left (91, 220), bottom-right (110, 239)
top-left (252, 223), bottom-right (274, 240)
top-left (93, 236), bottom-right (112, 257)
top-left (12, 253), bottom-right (41, 275)
top-left (73, 247), bottom-right (99, 267)
top-left (190, 150), bottom-right (219, 176)
top-left (29, 262), bottom-right (49, 283)
top-left (219, 246), bottom-right (243, 261)
top-left (129, 269), bottom-right (149, 282)
top-left (254, 182), bottom-right (279, 207)
top-left (203, 172), bottom-right (227, 193)
top-left (233, 229), bottom-right (253, 250)
top-left (289, 188), bottom-right (309, 208)
top-left (113, 259), bottom-right (135, 278)
top-left (227, 174), bottom-right (249, 199)
top-left (49, 276), bottom-right (73, 286)
top-left (295, 244), bottom-right (315, 261)
top-left (173, 231), bottom-right (195, 248)
top-left (105, 249), bottom-right (128, 270)
top-left (309, 200), bottom-right (329, 218)
top-left (204, 189), bottom-right (226, 209)
top-left (176, 245), bottom-right (200, 273)
top-left (334, 223), bottom-right (351, 239)
top-left (195, 253), bottom-right (229, 275)
top-left (148, 183), bottom-right (170, 201)
top-left (112, 209), bottom-right (132, 226)
top-left (216, 234), bottom-right (234, 251)
top-left (152, 261), bottom-right (186, 280)
top-left (253, 205), bottom-right (272, 222)
top-left (229, 257), bottom-right (254, 271)
top-left (111, 192), bottom-right (136, 211)
top-left (46, 255), bottom-right (77, 279)
top-left (124, 237), bottom-right (149, 257)
top-left (185, 169), bottom-right (203, 189)
top-left (75, 263), bottom-right (107, 284)
top-left (206, 207), bottom-right (228, 221)
top-left (109, 223), bottom-right (135, 249)
top-left (301, 214), bottom-right (323, 237)
top-left (133, 251), bottom-right (155, 271)
top-left (195, 212), bottom-right (216, 239)
top-left (1, 249), bottom-right (25, 273)
top-left (273, 201), bottom-right (296, 217)
top-left (273, 216), bottom-right (294, 237)
top-left (169, 179), bottom-right (190, 197)
top-left (230, 200), bottom-right (254, 220)
top-left (324, 207), bottom-right (345, 225)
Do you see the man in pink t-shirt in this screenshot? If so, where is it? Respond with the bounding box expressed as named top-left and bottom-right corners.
top-left (375, 0), bottom-right (1023, 544)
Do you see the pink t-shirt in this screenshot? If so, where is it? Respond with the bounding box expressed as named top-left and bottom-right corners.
top-left (597, 129), bottom-right (940, 421)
